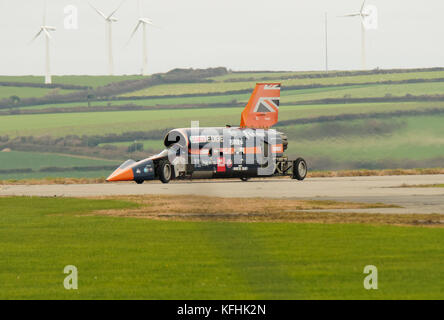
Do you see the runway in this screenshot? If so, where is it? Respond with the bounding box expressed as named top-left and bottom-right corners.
top-left (1, 175), bottom-right (444, 214)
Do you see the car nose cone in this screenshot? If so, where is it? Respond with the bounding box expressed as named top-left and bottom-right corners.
top-left (106, 167), bottom-right (134, 182)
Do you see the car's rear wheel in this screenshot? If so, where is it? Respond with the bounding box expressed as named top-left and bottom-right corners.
top-left (135, 179), bottom-right (144, 185)
top-left (158, 161), bottom-right (173, 184)
top-left (292, 158), bottom-right (307, 181)
top-left (240, 177), bottom-right (250, 182)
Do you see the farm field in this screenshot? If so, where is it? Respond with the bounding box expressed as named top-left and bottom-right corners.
top-left (282, 82), bottom-right (444, 102)
top-left (18, 82), bottom-right (444, 112)
top-left (0, 151), bottom-right (118, 170)
top-left (0, 170), bottom-right (113, 181)
top-left (207, 71), bottom-right (315, 81)
top-left (0, 107), bottom-right (242, 137)
top-left (209, 70), bottom-right (444, 82)
top-left (285, 115), bottom-right (444, 167)
top-left (99, 139), bottom-right (163, 150)
top-left (0, 75), bottom-right (146, 88)
top-left (1, 67), bottom-right (444, 178)
top-left (1, 196), bottom-right (443, 299)
top-left (19, 93), bottom-right (250, 110)
top-left (0, 86), bottom-right (73, 100)
top-left (124, 70), bottom-right (444, 97)
top-left (0, 151), bottom-right (119, 181)
top-left (1, 102), bottom-right (443, 138)
top-left (98, 113), bottom-right (444, 165)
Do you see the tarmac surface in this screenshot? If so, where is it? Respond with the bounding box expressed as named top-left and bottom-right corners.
top-left (1, 175), bottom-right (444, 214)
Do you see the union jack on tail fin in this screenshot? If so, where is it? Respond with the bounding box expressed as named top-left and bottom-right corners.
top-left (240, 83), bottom-right (281, 128)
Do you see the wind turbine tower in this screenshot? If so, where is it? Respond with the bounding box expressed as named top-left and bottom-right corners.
top-left (31, 0), bottom-right (56, 84)
top-left (128, 0), bottom-right (154, 76)
top-left (341, 0), bottom-right (378, 70)
top-left (90, 0), bottom-right (127, 75)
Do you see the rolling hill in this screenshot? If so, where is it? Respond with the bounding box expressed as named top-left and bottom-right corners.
top-left (0, 67), bottom-right (443, 180)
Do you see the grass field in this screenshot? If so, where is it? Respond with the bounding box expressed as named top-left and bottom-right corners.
top-left (99, 139), bottom-right (163, 150)
top-left (0, 170), bottom-right (114, 181)
top-left (285, 115), bottom-right (444, 164)
top-left (0, 75), bottom-right (146, 88)
top-left (17, 82), bottom-right (444, 111)
top-left (19, 93), bottom-right (249, 110)
top-left (208, 71), bottom-right (311, 81)
top-left (2, 102), bottom-right (444, 138)
top-left (209, 70), bottom-right (444, 82)
top-left (0, 86), bottom-right (73, 100)
top-left (282, 82), bottom-right (444, 102)
top-left (0, 151), bottom-right (117, 170)
top-left (126, 70), bottom-right (444, 97)
top-left (0, 151), bottom-right (118, 180)
top-left (1, 102), bottom-right (444, 172)
top-left (1, 68), bottom-right (444, 175)
top-left (1, 196), bottom-right (443, 299)
top-left (0, 107), bottom-right (242, 137)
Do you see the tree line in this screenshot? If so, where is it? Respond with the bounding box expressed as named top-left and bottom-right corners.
top-left (224, 67), bottom-right (444, 82)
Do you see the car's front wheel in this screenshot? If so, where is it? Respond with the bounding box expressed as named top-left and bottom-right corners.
top-left (158, 161), bottom-right (173, 184)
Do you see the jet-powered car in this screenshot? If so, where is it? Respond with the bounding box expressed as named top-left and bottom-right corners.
top-left (107, 83), bottom-right (307, 184)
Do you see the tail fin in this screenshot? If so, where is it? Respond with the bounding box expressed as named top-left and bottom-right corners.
top-left (240, 83), bottom-right (281, 128)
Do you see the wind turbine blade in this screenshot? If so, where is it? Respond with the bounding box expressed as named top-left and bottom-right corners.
top-left (126, 21), bottom-right (142, 45)
top-left (107, 0), bottom-right (127, 20)
top-left (89, 2), bottom-right (107, 19)
top-left (29, 29), bottom-right (43, 44)
top-left (141, 18), bottom-right (153, 24)
top-left (361, 0), bottom-right (367, 13)
top-left (339, 13), bottom-right (360, 17)
top-left (43, 28), bottom-right (52, 39)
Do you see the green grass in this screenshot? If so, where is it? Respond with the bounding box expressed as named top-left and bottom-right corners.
top-left (20, 93), bottom-right (250, 110)
top-left (1, 70), bottom-right (444, 172)
top-left (99, 139), bottom-right (163, 150)
top-left (0, 151), bottom-right (118, 170)
top-left (282, 82), bottom-right (444, 103)
top-left (0, 196), bottom-right (443, 299)
top-left (208, 71), bottom-right (315, 81)
top-left (0, 86), bottom-right (73, 100)
top-left (210, 70), bottom-right (444, 82)
top-left (0, 170), bottom-right (112, 181)
top-left (0, 151), bottom-right (119, 180)
top-left (127, 71), bottom-right (444, 97)
top-left (23, 82), bottom-right (444, 111)
top-left (0, 107), bottom-right (243, 137)
top-left (0, 75), bottom-right (146, 88)
top-left (1, 102), bottom-right (443, 138)
top-left (0, 151), bottom-right (120, 180)
top-left (286, 115), bottom-right (444, 163)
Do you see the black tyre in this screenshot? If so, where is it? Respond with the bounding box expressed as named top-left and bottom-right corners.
top-left (292, 158), bottom-right (307, 181)
top-left (135, 179), bottom-right (144, 185)
top-left (158, 160), bottom-right (173, 184)
top-left (240, 177), bottom-right (250, 182)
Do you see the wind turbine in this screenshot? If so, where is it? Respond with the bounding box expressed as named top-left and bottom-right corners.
top-left (340, 0), bottom-right (378, 70)
top-left (325, 12), bottom-right (328, 73)
top-left (31, 0), bottom-right (56, 84)
top-left (90, 0), bottom-right (127, 75)
top-left (128, 0), bottom-right (153, 76)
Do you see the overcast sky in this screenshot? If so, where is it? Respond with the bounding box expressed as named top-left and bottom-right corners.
top-left (0, 0), bottom-right (443, 75)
